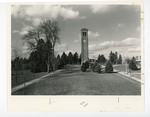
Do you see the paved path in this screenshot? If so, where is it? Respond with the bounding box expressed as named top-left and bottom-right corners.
top-left (12, 65), bottom-right (141, 95)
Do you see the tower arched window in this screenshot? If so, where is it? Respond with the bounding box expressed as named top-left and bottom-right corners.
top-left (83, 32), bottom-right (86, 36)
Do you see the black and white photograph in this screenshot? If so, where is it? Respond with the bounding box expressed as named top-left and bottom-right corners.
top-left (11, 3), bottom-right (143, 96)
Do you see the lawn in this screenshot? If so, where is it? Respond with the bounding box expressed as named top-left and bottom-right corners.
top-left (12, 65), bottom-right (141, 95)
top-left (11, 70), bottom-right (49, 88)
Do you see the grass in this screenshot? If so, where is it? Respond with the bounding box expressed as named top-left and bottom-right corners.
top-left (11, 70), bottom-right (49, 88)
top-left (12, 65), bottom-right (141, 95)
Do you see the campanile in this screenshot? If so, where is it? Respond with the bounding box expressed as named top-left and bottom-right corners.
top-left (81, 28), bottom-right (89, 64)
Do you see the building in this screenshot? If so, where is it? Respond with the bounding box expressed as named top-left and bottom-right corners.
top-left (89, 59), bottom-right (97, 63)
top-left (81, 28), bottom-right (89, 64)
top-left (135, 56), bottom-right (141, 69)
top-left (135, 56), bottom-right (141, 62)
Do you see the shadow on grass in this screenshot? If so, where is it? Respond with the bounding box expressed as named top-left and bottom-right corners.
top-left (105, 71), bottom-right (118, 73)
top-left (50, 73), bottom-right (87, 81)
top-left (54, 89), bottom-right (77, 95)
top-left (82, 70), bottom-right (118, 74)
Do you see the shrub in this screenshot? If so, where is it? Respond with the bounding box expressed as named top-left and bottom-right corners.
top-left (105, 60), bottom-right (113, 73)
top-left (81, 63), bottom-right (86, 72)
top-left (94, 64), bottom-right (101, 73)
top-left (92, 62), bottom-right (98, 72)
top-left (85, 61), bottom-right (89, 69)
top-left (129, 60), bottom-right (138, 70)
top-left (91, 62), bottom-right (101, 73)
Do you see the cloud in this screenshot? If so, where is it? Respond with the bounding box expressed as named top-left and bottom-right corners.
top-left (55, 43), bottom-right (67, 55)
top-left (116, 23), bottom-right (125, 28)
top-left (11, 5), bottom-right (24, 18)
top-left (12, 30), bottom-right (19, 33)
top-left (11, 47), bottom-right (21, 59)
top-left (59, 6), bottom-right (80, 20)
top-left (112, 23), bottom-right (126, 31)
top-left (74, 39), bottom-right (79, 43)
top-left (89, 38), bottom-right (141, 59)
top-left (22, 43), bottom-right (30, 54)
top-left (136, 26), bottom-right (141, 32)
top-left (19, 25), bottom-right (33, 35)
top-left (11, 5), bottom-right (84, 26)
top-left (64, 50), bottom-right (75, 55)
top-left (55, 43), bottom-right (77, 56)
top-left (88, 31), bottom-right (101, 40)
top-left (89, 44), bottom-right (96, 50)
top-left (91, 5), bottom-right (113, 14)
top-left (32, 18), bottom-right (42, 26)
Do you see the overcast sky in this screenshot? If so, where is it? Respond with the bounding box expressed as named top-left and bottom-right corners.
top-left (11, 4), bottom-right (141, 59)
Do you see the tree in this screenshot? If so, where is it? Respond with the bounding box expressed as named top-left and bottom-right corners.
top-left (73, 52), bottom-right (78, 64)
top-left (11, 48), bottom-right (23, 83)
top-left (105, 60), bottom-right (113, 73)
top-left (115, 52), bottom-right (118, 64)
top-left (45, 39), bottom-right (54, 72)
top-left (53, 55), bottom-right (61, 70)
top-left (132, 56), bottom-right (136, 62)
top-left (61, 52), bottom-right (67, 65)
top-left (98, 54), bottom-right (106, 64)
top-left (97, 55), bottom-right (101, 63)
top-left (101, 55), bottom-right (107, 64)
top-left (109, 51), bottom-right (115, 64)
top-left (67, 52), bottom-right (74, 64)
top-left (56, 55), bottom-right (64, 69)
top-left (23, 19), bottom-right (60, 73)
top-left (118, 54), bottom-right (122, 64)
top-left (95, 64), bottom-right (101, 73)
top-left (39, 20), bottom-right (60, 72)
top-left (125, 57), bottom-right (130, 64)
top-left (22, 27), bottom-right (42, 51)
top-left (40, 20), bottom-right (60, 57)
top-left (13, 57), bottom-right (22, 83)
top-left (85, 61), bottom-right (89, 69)
top-left (129, 60), bottom-right (138, 70)
top-left (81, 63), bottom-right (86, 72)
top-left (92, 61), bottom-right (101, 73)
top-left (28, 51), bottom-right (39, 73)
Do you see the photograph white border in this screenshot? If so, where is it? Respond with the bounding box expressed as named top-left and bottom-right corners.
top-left (0, 0), bottom-right (150, 116)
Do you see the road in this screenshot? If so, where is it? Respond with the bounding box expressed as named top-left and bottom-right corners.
top-left (12, 65), bottom-right (141, 95)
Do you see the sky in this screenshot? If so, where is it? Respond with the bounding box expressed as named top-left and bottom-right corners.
top-left (11, 4), bottom-right (141, 59)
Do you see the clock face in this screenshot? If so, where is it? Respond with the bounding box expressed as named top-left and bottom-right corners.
top-left (83, 39), bottom-right (86, 43)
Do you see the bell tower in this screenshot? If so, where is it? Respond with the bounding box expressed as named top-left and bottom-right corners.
top-left (81, 28), bottom-right (89, 64)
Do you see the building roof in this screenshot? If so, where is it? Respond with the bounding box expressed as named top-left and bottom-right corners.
top-left (81, 28), bottom-right (88, 31)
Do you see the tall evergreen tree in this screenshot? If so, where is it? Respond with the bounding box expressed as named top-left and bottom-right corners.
top-left (114, 51), bottom-right (118, 64)
top-left (55, 55), bottom-right (61, 70)
top-left (132, 56), bottom-right (136, 62)
top-left (61, 52), bottom-right (67, 65)
top-left (109, 51), bottom-right (115, 64)
top-left (67, 52), bottom-right (74, 64)
top-left (129, 60), bottom-right (138, 70)
top-left (97, 55), bottom-right (101, 63)
top-left (105, 60), bottom-right (113, 73)
top-left (118, 54), bottom-right (122, 64)
top-left (73, 52), bottom-right (78, 64)
top-left (101, 55), bottom-right (107, 64)
top-left (98, 54), bottom-right (106, 64)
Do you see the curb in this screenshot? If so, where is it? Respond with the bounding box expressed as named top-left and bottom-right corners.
top-left (114, 69), bottom-right (141, 83)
